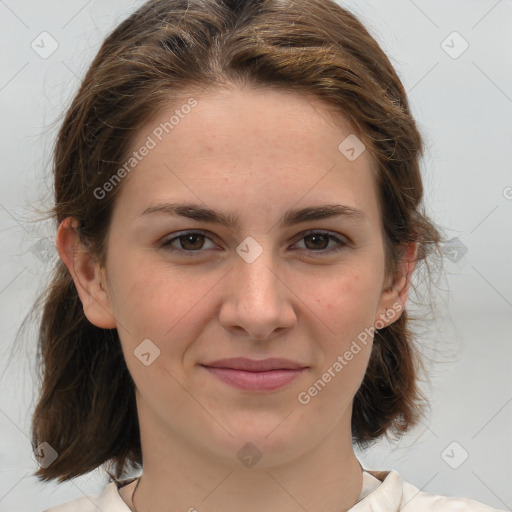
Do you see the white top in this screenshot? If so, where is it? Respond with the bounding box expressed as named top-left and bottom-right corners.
top-left (42, 469), bottom-right (505, 512)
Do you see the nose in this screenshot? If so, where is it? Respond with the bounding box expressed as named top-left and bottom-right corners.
top-left (218, 246), bottom-right (297, 341)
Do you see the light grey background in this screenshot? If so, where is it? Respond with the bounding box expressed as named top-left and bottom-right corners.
top-left (0, 0), bottom-right (511, 511)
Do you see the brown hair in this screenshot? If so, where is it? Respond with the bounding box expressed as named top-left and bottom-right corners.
top-left (30, 0), bottom-right (444, 483)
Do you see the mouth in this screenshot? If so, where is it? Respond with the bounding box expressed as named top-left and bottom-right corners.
top-left (200, 357), bottom-right (309, 391)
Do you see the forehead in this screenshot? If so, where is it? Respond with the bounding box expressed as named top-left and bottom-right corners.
top-left (112, 84), bottom-right (381, 227)
top-left (143, 85), bottom-right (360, 159)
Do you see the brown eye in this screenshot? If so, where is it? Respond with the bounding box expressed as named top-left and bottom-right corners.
top-left (294, 231), bottom-right (348, 255)
top-left (303, 233), bottom-right (330, 250)
top-left (177, 233), bottom-right (205, 250)
top-left (161, 231), bottom-right (216, 254)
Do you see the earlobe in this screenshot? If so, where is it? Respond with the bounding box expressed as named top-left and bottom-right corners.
top-left (56, 217), bottom-right (117, 329)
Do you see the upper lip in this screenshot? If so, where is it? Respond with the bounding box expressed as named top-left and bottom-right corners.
top-left (201, 357), bottom-right (308, 372)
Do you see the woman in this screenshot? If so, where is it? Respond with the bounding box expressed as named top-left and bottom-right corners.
top-left (31, 0), bottom-right (503, 510)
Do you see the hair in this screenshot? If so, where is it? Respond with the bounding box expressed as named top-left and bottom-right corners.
top-left (30, 0), bottom-right (444, 484)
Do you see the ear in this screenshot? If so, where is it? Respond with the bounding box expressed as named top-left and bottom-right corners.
top-left (375, 241), bottom-right (418, 328)
top-left (56, 217), bottom-right (117, 329)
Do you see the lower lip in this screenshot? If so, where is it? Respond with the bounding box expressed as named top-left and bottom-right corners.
top-left (201, 366), bottom-right (307, 391)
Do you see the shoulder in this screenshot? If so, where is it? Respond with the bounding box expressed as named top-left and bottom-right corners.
top-left (353, 469), bottom-right (505, 511)
top-left (41, 478), bottom-right (135, 512)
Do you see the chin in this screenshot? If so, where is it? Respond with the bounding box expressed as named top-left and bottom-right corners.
top-left (201, 419), bottom-right (310, 469)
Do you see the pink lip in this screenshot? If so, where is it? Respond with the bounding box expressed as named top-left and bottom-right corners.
top-left (200, 357), bottom-right (309, 391)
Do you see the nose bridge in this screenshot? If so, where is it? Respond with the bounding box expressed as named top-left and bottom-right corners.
top-left (219, 236), bottom-right (296, 338)
top-left (235, 238), bottom-right (282, 308)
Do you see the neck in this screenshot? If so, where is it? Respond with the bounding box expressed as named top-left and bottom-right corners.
top-left (130, 399), bottom-right (364, 512)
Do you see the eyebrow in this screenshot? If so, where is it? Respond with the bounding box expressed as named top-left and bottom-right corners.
top-left (138, 202), bottom-right (368, 230)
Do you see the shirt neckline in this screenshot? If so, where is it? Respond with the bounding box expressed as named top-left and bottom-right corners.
top-left (114, 469), bottom-right (399, 511)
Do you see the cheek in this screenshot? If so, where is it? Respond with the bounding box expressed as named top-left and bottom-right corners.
top-left (305, 272), bottom-right (377, 399)
top-left (107, 259), bottom-right (211, 391)
top-left (307, 265), bottom-right (381, 335)
top-left (108, 249), bottom-right (170, 310)
top-left (106, 252), bottom-right (216, 347)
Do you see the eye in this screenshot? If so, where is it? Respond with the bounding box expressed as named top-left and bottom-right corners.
top-left (292, 230), bottom-right (348, 255)
top-left (160, 229), bottom-right (348, 257)
top-left (161, 230), bottom-right (217, 255)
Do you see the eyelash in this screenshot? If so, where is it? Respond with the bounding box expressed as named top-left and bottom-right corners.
top-left (160, 230), bottom-right (349, 257)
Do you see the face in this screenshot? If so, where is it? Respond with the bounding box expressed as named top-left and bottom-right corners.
top-left (66, 85), bottom-right (409, 467)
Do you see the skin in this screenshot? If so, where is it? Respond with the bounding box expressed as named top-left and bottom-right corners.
top-left (57, 84), bottom-right (417, 512)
